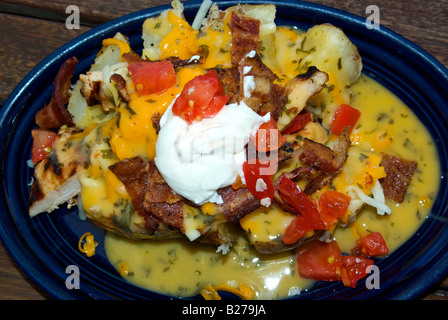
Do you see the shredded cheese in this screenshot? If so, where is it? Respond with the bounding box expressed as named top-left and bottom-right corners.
top-left (346, 184), bottom-right (392, 215)
top-left (191, 0), bottom-right (213, 30)
top-left (370, 180), bottom-right (388, 215)
top-left (78, 232), bottom-right (98, 257)
top-left (200, 284), bottom-right (222, 300)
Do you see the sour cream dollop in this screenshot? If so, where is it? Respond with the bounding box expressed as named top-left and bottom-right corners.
top-left (155, 99), bottom-right (269, 205)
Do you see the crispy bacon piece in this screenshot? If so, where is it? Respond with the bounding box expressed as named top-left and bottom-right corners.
top-left (299, 138), bottom-right (339, 173)
top-left (80, 73), bottom-right (102, 106)
top-left (35, 57), bottom-right (77, 129)
top-left (215, 55), bottom-right (287, 121)
top-left (144, 161), bottom-right (183, 205)
top-left (230, 12), bottom-right (260, 65)
top-left (303, 126), bottom-right (351, 195)
top-left (109, 157), bottom-right (160, 233)
top-left (110, 158), bottom-right (186, 233)
top-left (216, 186), bottom-right (261, 223)
top-left (215, 67), bottom-right (240, 104)
top-left (380, 153), bottom-right (417, 203)
top-left (165, 56), bottom-right (203, 68)
top-left (239, 55), bottom-right (286, 119)
top-left (219, 9), bottom-right (290, 121)
top-left (122, 51), bottom-right (143, 64)
top-left (110, 73), bottom-right (130, 102)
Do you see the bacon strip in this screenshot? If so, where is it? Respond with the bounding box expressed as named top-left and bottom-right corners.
top-left (380, 153), bottom-right (417, 203)
top-left (299, 138), bottom-right (339, 173)
top-left (122, 51), bottom-right (143, 64)
top-left (229, 12), bottom-right (260, 65)
top-left (143, 162), bottom-right (186, 233)
top-left (303, 126), bottom-right (351, 195)
top-left (109, 157), bottom-right (160, 234)
top-left (35, 57), bottom-right (77, 129)
top-left (216, 186), bottom-right (260, 223)
top-left (215, 55), bottom-right (287, 121)
top-left (110, 73), bottom-right (130, 102)
top-left (110, 158), bottom-right (186, 234)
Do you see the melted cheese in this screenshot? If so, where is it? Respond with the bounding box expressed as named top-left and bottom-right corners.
top-left (159, 11), bottom-right (199, 60)
top-left (260, 26), bottom-right (307, 81)
top-left (196, 15), bottom-right (232, 69)
top-left (105, 234), bottom-right (313, 299)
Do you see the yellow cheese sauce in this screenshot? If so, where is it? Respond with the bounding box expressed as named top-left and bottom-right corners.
top-left (104, 73), bottom-right (440, 299)
top-left (333, 74), bottom-right (440, 252)
top-left (105, 234), bottom-right (313, 299)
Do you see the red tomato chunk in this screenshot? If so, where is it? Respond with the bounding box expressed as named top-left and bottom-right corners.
top-left (297, 240), bottom-right (342, 281)
top-left (127, 60), bottom-right (176, 96)
top-left (318, 191), bottom-right (351, 228)
top-left (172, 70), bottom-right (229, 124)
top-left (282, 112), bottom-right (312, 135)
top-left (296, 239), bottom-right (376, 288)
top-left (352, 232), bottom-right (389, 257)
top-left (31, 129), bottom-right (57, 164)
top-left (251, 117), bottom-right (286, 152)
top-left (331, 104), bottom-right (361, 135)
top-left (242, 160), bottom-right (275, 204)
top-left (340, 255), bottom-right (374, 288)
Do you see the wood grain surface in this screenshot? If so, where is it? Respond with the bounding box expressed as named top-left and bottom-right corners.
top-left (0, 0), bottom-right (447, 300)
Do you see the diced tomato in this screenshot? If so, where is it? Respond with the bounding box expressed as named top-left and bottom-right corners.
top-left (31, 129), bottom-right (57, 164)
top-left (277, 176), bottom-right (320, 220)
top-left (127, 60), bottom-right (176, 96)
top-left (331, 104), bottom-right (361, 135)
top-left (352, 232), bottom-right (389, 257)
top-left (282, 112), bottom-right (313, 135)
top-left (172, 70), bottom-right (229, 124)
top-left (296, 239), bottom-right (375, 287)
top-left (340, 255), bottom-right (374, 288)
top-left (296, 240), bottom-right (342, 281)
top-left (251, 117), bottom-right (286, 152)
top-left (278, 176), bottom-right (325, 244)
top-left (318, 191), bottom-right (351, 229)
top-left (242, 160), bottom-right (275, 203)
top-left (283, 215), bottom-right (318, 245)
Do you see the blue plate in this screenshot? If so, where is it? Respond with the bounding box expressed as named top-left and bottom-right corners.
top-left (1, 0), bottom-right (447, 300)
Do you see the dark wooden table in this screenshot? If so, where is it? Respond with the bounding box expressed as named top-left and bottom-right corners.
top-left (0, 0), bottom-right (447, 300)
